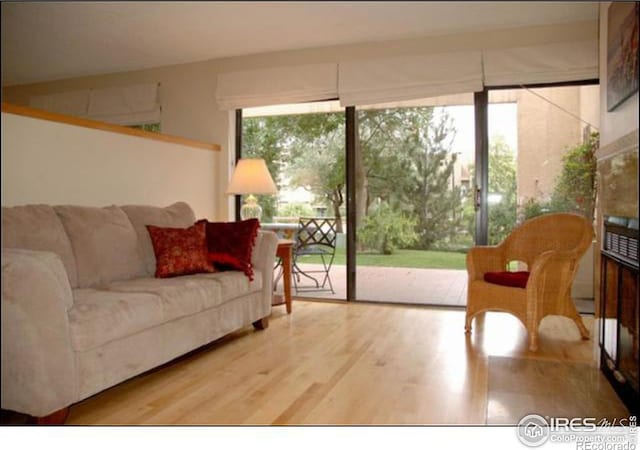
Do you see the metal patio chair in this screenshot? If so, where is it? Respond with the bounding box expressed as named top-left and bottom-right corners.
top-left (292, 217), bottom-right (337, 293)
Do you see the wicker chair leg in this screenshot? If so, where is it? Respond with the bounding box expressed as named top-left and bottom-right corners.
top-left (464, 313), bottom-right (473, 333)
top-left (528, 331), bottom-right (539, 352)
top-left (573, 316), bottom-right (590, 340)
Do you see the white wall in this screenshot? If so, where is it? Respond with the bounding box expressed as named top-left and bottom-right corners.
top-left (1, 112), bottom-right (218, 219)
top-left (2, 20), bottom-right (597, 220)
top-left (599, 2), bottom-right (639, 147)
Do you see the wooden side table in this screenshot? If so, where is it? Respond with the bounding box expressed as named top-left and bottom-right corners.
top-left (273, 239), bottom-right (293, 314)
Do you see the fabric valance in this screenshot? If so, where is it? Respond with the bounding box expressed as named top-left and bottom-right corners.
top-left (30, 83), bottom-right (161, 125)
top-left (87, 83), bottom-right (161, 125)
top-left (216, 63), bottom-right (338, 110)
top-left (483, 40), bottom-right (598, 86)
top-left (30, 90), bottom-right (90, 117)
top-left (338, 51), bottom-right (484, 107)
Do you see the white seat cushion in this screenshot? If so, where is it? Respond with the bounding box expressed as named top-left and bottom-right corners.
top-left (70, 276), bottom-right (223, 351)
top-left (194, 271), bottom-right (262, 302)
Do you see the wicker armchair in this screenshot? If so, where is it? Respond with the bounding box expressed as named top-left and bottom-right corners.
top-left (465, 213), bottom-right (594, 351)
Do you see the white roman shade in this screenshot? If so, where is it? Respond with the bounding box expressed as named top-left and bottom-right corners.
top-left (216, 63), bottom-right (338, 110)
top-left (87, 83), bottom-right (161, 125)
top-left (338, 51), bottom-right (483, 107)
top-left (483, 40), bottom-right (598, 86)
top-left (30, 90), bottom-right (90, 117)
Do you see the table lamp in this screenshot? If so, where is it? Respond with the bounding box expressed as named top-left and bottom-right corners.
top-left (226, 158), bottom-right (278, 220)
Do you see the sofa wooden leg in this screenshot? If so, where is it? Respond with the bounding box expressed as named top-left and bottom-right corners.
top-left (35, 407), bottom-right (69, 425)
top-left (252, 317), bottom-right (269, 330)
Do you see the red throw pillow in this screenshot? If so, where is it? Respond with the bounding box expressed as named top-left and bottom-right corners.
top-left (197, 218), bottom-right (260, 280)
top-left (484, 271), bottom-right (530, 288)
top-left (146, 222), bottom-right (215, 278)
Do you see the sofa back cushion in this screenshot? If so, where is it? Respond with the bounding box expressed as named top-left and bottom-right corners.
top-left (1, 204), bottom-right (79, 287)
top-left (55, 205), bottom-right (145, 288)
top-left (121, 202), bottom-right (196, 276)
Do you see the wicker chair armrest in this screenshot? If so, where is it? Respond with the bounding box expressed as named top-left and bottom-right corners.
top-left (466, 245), bottom-right (506, 281)
top-left (528, 249), bottom-right (578, 277)
top-left (526, 249), bottom-right (579, 309)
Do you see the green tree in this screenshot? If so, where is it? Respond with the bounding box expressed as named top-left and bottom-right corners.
top-left (276, 112), bottom-right (346, 229)
top-left (278, 202), bottom-right (314, 218)
top-left (244, 107), bottom-right (464, 250)
top-left (402, 109), bottom-right (465, 249)
top-left (550, 132), bottom-right (598, 221)
top-left (519, 132), bottom-right (598, 223)
top-left (242, 113), bottom-right (343, 222)
top-left (487, 136), bottom-right (517, 245)
top-left (352, 107), bottom-right (466, 249)
top-left (242, 116), bottom-right (293, 221)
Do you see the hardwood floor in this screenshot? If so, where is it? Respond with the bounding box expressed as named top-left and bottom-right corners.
top-left (66, 300), bottom-right (626, 425)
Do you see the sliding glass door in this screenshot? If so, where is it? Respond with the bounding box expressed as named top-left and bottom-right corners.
top-left (352, 95), bottom-right (475, 306)
top-left (237, 81), bottom-right (598, 306)
top-left (487, 84), bottom-right (599, 309)
top-left (241, 101), bottom-right (347, 301)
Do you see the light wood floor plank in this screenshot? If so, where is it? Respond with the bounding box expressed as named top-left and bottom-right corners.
top-left (66, 300), bottom-right (620, 425)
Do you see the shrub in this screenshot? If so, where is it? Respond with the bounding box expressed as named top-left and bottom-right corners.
top-left (358, 203), bottom-right (418, 254)
top-left (278, 202), bottom-right (314, 218)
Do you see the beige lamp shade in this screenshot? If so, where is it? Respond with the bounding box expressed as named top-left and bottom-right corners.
top-left (226, 158), bottom-right (278, 195)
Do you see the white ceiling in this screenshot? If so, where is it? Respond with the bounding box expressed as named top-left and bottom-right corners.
top-left (1, 1), bottom-right (598, 87)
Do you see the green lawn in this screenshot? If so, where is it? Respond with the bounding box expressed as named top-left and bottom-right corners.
top-left (297, 247), bottom-right (467, 270)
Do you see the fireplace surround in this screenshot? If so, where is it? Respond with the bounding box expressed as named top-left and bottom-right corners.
top-left (596, 129), bottom-right (639, 414)
top-left (599, 216), bottom-right (638, 414)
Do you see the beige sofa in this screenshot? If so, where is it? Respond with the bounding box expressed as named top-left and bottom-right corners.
top-left (1, 202), bottom-right (278, 420)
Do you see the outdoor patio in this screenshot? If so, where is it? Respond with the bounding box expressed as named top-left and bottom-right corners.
top-left (275, 263), bottom-right (468, 307)
top-left (274, 263), bottom-right (595, 313)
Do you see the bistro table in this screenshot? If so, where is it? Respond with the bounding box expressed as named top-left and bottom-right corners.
top-left (260, 222), bottom-right (299, 239)
top-left (261, 223), bottom-right (299, 314)
top-left (272, 239), bottom-right (293, 314)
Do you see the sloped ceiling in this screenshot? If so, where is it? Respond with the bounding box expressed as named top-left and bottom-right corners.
top-left (1, 1), bottom-right (598, 86)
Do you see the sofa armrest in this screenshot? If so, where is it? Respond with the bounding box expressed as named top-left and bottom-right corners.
top-left (252, 231), bottom-right (279, 314)
top-left (1, 249), bottom-right (77, 417)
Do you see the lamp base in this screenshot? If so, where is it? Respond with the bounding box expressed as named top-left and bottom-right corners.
top-left (240, 194), bottom-right (262, 221)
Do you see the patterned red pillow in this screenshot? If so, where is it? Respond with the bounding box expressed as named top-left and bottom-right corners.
top-left (484, 271), bottom-right (530, 288)
top-left (197, 218), bottom-right (260, 280)
top-left (146, 222), bottom-right (215, 278)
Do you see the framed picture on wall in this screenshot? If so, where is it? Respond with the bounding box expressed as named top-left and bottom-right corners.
top-left (607, 2), bottom-right (639, 112)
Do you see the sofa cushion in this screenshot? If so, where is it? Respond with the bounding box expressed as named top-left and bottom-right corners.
top-left (55, 205), bottom-right (145, 288)
top-left (196, 271), bottom-right (263, 303)
top-left (198, 218), bottom-right (260, 280)
top-left (2, 205), bottom-right (79, 287)
top-left (147, 222), bottom-right (215, 278)
top-left (71, 275), bottom-right (226, 352)
top-left (121, 202), bottom-right (196, 276)
top-left (69, 289), bottom-right (165, 352)
top-left (106, 275), bottom-right (224, 315)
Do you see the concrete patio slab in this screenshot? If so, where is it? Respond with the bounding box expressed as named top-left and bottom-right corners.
top-left (274, 263), bottom-right (594, 313)
top-left (275, 263), bottom-right (468, 307)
